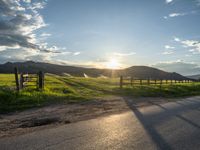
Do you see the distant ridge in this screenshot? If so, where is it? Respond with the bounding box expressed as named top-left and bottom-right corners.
top-left (187, 74), bottom-right (200, 80)
top-left (0, 61), bottom-right (191, 80)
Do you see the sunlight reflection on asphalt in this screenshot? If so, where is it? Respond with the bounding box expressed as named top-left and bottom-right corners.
top-left (0, 97), bottom-right (200, 150)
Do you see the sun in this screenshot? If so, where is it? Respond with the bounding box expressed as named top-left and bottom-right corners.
top-left (106, 58), bottom-right (120, 69)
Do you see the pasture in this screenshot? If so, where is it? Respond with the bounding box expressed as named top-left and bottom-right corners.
top-left (0, 73), bottom-right (200, 113)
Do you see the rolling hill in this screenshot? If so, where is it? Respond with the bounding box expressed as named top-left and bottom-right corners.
top-left (0, 61), bottom-right (191, 80)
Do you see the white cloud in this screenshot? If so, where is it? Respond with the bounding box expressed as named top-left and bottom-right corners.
top-left (165, 45), bottom-right (175, 49)
top-left (163, 45), bottom-right (175, 54)
top-left (73, 52), bottom-right (81, 55)
top-left (40, 33), bottom-right (51, 37)
top-left (185, 54), bottom-right (192, 57)
top-left (169, 13), bottom-right (186, 17)
top-left (189, 49), bottom-right (195, 52)
top-left (174, 37), bottom-right (200, 54)
top-left (164, 13), bottom-right (186, 19)
top-left (28, 2), bottom-right (46, 10)
top-left (162, 50), bottom-right (174, 55)
top-left (0, 45), bottom-right (21, 52)
top-left (114, 52), bottom-right (136, 57)
top-left (23, 0), bottom-right (31, 3)
top-left (166, 0), bottom-right (173, 4)
top-left (182, 40), bottom-right (199, 47)
top-left (48, 46), bottom-right (60, 51)
top-left (174, 37), bottom-right (181, 42)
top-left (163, 16), bottom-right (168, 19)
top-left (0, 46), bottom-right (83, 64)
top-left (164, 11), bottom-right (196, 19)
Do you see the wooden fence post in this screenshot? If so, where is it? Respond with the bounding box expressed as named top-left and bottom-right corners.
top-left (38, 71), bottom-right (44, 90)
top-left (148, 78), bottom-right (150, 85)
top-left (133, 78), bottom-right (135, 86)
top-left (131, 77), bottom-right (133, 86)
top-left (140, 79), bottom-right (142, 85)
top-left (120, 76), bottom-right (123, 89)
top-left (20, 73), bottom-right (24, 89)
top-left (14, 67), bottom-right (19, 91)
top-left (160, 80), bottom-right (162, 89)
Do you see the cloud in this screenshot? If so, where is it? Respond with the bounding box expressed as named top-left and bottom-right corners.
top-left (0, 47), bottom-right (40, 63)
top-left (0, 0), bottom-right (26, 16)
top-left (113, 52), bottom-right (136, 57)
top-left (23, 0), bottom-right (31, 3)
top-left (73, 52), bottom-right (81, 56)
top-left (196, 0), bottom-right (200, 6)
top-left (0, 45), bottom-right (20, 52)
top-left (174, 37), bottom-right (180, 42)
top-left (40, 33), bottom-right (51, 37)
top-left (0, 0), bottom-right (71, 64)
top-left (0, 46), bottom-right (81, 64)
top-left (164, 10), bottom-right (197, 19)
top-left (153, 60), bottom-right (200, 75)
top-left (162, 50), bottom-right (174, 55)
top-left (185, 54), bottom-right (192, 57)
top-left (0, 0), bottom-right (48, 52)
top-left (165, 45), bottom-right (175, 49)
top-left (169, 13), bottom-right (186, 17)
top-left (165, 0), bottom-right (173, 4)
top-left (174, 37), bottom-right (200, 54)
top-left (162, 45), bottom-right (175, 54)
top-left (28, 1), bottom-right (46, 10)
top-left (164, 13), bottom-right (186, 19)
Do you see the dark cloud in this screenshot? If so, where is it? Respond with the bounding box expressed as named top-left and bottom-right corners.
top-left (0, 0), bottom-right (20, 16)
top-left (0, 21), bottom-right (15, 30)
top-left (0, 0), bottom-right (48, 51)
top-left (0, 34), bottom-right (36, 48)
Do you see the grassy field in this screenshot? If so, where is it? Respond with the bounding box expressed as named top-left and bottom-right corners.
top-left (1, 73), bottom-right (200, 113)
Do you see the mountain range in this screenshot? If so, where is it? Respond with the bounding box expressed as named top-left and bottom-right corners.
top-left (0, 61), bottom-right (193, 80)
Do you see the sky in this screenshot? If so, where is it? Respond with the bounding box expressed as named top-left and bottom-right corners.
top-left (0, 0), bottom-right (200, 75)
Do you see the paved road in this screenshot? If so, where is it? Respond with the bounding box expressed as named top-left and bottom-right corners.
top-left (0, 97), bottom-right (200, 150)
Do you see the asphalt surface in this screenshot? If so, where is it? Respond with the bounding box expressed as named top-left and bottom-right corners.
top-left (0, 97), bottom-right (200, 150)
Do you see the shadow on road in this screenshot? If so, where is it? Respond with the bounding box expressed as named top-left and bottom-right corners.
top-left (124, 97), bottom-right (200, 150)
top-left (153, 102), bottom-right (200, 130)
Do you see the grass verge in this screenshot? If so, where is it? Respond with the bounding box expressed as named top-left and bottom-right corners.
top-left (0, 74), bottom-right (200, 113)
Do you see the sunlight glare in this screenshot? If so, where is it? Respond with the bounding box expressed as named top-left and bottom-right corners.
top-left (106, 58), bottom-right (120, 69)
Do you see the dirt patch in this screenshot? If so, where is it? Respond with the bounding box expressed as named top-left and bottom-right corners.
top-left (0, 96), bottom-right (129, 138)
top-left (19, 117), bottom-right (62, 128)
